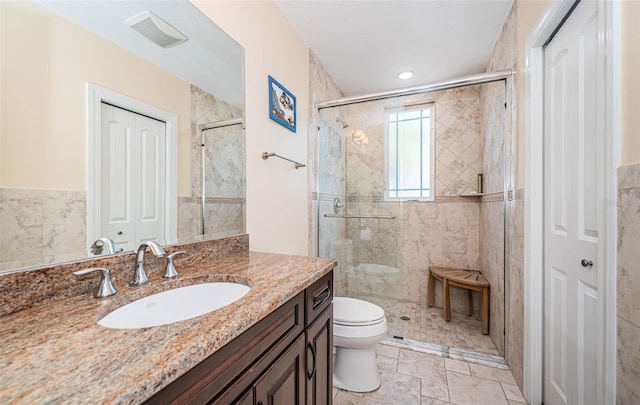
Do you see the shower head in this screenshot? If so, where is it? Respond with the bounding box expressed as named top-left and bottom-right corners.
top-left (336, 118), bottom-right (349, 129)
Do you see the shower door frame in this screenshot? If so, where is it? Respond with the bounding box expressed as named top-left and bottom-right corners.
top-left (314, 70), bottom-right (514, 357)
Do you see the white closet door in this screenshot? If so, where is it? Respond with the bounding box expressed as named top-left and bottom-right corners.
top-left (135, 114), bottom-right (166, 244)
top-left (100, 104), bottom-right (135, 250)
top-left (100, 103), bottom-right (166, 251)
top-left (543, 1), bottom-right (604, 404)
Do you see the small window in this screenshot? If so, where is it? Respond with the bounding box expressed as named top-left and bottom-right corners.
top-left (385, 103), bottom-right (435, 201)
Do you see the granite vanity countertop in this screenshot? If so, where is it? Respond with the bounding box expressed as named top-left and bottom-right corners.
top-left (0, 251), bottom-right (336, 404)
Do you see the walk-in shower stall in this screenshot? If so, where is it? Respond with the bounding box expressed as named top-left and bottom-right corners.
top-left (316, 72), bottom-right (511, 360)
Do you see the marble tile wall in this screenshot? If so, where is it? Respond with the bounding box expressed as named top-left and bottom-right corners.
top-left (616, 163), bottom-right (640, 405)
top-left (177, 197), bottom-right (203, 241)
top-left (479, 199), bottom-right (505, 354)
top-left (402, 200), bottom-right (481, 307)
top-left (202, 124), bottom-right (245, 199)
top-left (0, 188), bottom-right (86, 271)
top-left (0, 190), bottom-right (244, 272)
top-left (177, 197), bottom-right (245, 243)
top-left (507, 190), bottom-right (525, 390)
top-left (430, 87), bottom-right (483, 196)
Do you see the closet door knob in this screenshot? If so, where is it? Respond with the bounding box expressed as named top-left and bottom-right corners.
top-left (581, 259), bottom-right (593, 267)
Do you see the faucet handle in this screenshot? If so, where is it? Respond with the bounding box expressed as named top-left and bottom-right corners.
top-left (74, 267), bottom-right (117, 298)
top-left (163, 250), bottom-right (186, 279)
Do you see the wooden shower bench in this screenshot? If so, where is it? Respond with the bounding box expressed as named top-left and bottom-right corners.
top-left (427, 266), bottom-right (490, 335)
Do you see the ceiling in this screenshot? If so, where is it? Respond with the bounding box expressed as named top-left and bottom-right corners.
top-left (35, 0), bottom-right (244, 107)
top-left (276, 0), bottom-right (513, 98)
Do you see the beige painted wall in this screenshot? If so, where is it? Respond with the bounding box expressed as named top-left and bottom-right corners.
top-left (0, 1), bottom-right (192, 195)
top-left (621, 0), bottom-right (640, 166)
top-left (515, 0), bottom-right (549, 188)
top-left (193, 0), bottom-right (310, 256)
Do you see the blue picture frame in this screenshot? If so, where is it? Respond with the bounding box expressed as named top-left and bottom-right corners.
top-left (268, 75), bottom-right (296, 133)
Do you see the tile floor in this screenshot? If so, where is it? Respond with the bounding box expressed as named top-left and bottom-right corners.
top-left (332, 343), bottom-right (526, 405)
top-left (354, 294), bottom-right (499, 356)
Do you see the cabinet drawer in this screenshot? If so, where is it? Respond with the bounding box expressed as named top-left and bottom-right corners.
top-left (305, 271), bottom-right (333, 327)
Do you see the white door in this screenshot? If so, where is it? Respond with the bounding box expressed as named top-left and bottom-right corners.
top-left (543, 1), bottom-right (604, 404)
top-left (100, 103), bottom-right (167, 251)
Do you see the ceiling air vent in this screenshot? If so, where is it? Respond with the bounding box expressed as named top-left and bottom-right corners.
top-left (125, 11), bottom-right (188, 49)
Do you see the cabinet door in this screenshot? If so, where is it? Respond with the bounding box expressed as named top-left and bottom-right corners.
top-left (255, 335), bottom-right (306, 405)
top-left (306, 304), bottom-right (333, 405)
top-left (231, 389), bottom-right (253, 405)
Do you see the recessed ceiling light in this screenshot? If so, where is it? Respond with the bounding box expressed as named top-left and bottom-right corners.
top-left (397, 70), bottom-right (415, 80)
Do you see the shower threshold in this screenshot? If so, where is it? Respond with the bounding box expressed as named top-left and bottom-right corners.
top-left (382, 336), bottom-right (508, 368)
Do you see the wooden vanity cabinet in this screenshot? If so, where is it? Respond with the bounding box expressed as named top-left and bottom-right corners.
top-left (145, 271), bottom-right (333, 405)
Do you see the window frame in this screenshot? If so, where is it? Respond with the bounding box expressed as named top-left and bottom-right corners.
top-left (383, 103), bottom-right (436, 202)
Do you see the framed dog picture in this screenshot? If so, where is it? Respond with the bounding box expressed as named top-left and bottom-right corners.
top-left (268, 75), bottom-right (296, 132)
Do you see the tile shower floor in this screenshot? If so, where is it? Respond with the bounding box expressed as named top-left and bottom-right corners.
top-left (353, 294), bottom-right (499, 356)
top-left (333, 343), bottom-right (526, 405)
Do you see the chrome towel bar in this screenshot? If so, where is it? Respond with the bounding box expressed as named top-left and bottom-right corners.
top-left (324, 214), bottom-right (396, 219)
top-left (262, 152), bottom-right (306, 169)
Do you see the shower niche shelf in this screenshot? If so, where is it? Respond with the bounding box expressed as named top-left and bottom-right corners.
top-left (458, 193), bottom-right (484, 197)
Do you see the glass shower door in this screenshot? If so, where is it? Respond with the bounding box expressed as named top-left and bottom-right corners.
top-left (317, 101), bottom-right (406, 338)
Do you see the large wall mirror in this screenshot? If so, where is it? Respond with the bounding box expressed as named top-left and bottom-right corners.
top-left (0, 0), bottom-right (245, 272)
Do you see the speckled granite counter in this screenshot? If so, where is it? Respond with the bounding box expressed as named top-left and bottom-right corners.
top-left (0, 235), bottom-right (336, 404)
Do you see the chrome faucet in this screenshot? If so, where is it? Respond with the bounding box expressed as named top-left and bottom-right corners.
top-left (129, 241), bottom-right (166, 287)
top-left (163, 250), bottom-right (186, 279)
top-left (90, 237), bottom-right (118, 255)
top-left (74, 267), bottom-right (117, 298)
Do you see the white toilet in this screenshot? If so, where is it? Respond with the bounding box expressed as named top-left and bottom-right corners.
top-left (333, 296), bottom-right (387, 392)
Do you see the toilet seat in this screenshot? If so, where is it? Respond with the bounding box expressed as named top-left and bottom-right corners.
top-left (333, 297), bottom-right (385, 326)
top-left (335, 317), bottom-right (386, 327)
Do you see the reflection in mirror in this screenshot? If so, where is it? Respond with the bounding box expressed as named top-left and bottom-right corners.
top-left (0, 0), bottom-right (245, 272)
top-left (198, 119), bottom-right (246, 238)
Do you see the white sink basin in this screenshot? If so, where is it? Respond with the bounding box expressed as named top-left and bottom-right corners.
top-left (98, 282), bottom-right (251, 329)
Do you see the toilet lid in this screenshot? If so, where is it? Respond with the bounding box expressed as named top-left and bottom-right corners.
top-left (333, 297), bottom-right (385, 326)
